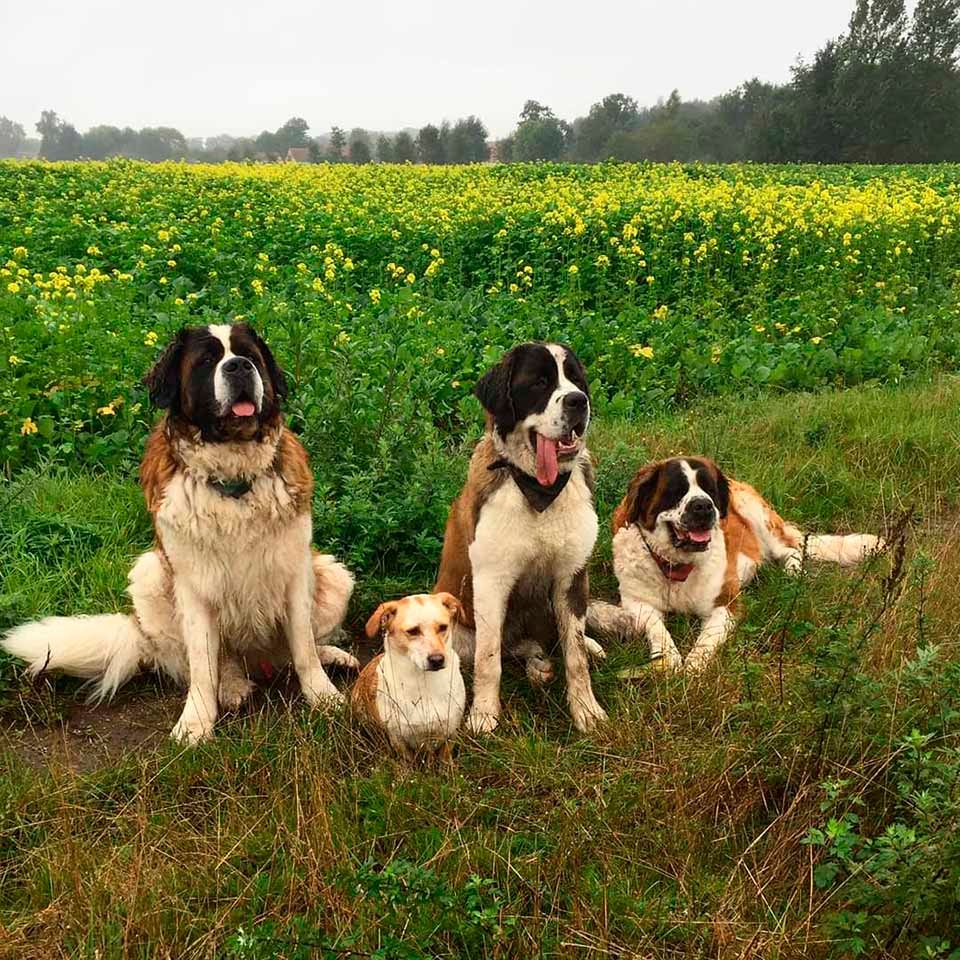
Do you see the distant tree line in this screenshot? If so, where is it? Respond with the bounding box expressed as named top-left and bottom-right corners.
top-left (2, 0), bottom-right (958, 165)
top-left (498, 0), bottom-right (960, 163)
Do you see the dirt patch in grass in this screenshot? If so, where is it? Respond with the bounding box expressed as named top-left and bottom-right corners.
top-left (0, 678), bottom-right (181, 775)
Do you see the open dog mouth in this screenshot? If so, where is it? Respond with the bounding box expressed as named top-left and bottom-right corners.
top-left (667, 521), bottom-right (713, 552)
top-left (228, 395), bottom-right (257, 418)
top-left (529, 426), bottom-right (583, 486)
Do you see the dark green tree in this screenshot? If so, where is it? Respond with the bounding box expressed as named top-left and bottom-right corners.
top-left (416, 123), bottom-right (444, 163)
top-left (393, 131), bottom-right (417, 162)
top-left (512, 101), bottom-right (567, 161)
top-left (348, 128), bottom-right (372, 164)
top-left (0, 117), bottom-right (26, 157)
top-left (327, 126), bottom-right (346, 162)
top-left (375, 134), bottom-right (394, 162)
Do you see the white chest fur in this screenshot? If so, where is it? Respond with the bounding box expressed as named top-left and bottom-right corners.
top-left (375, 652), bottom-right (466, 749)
top-left (470, 460), bottom-right (598, 581)
top-left (156, 472), bottom-right (311, 648)
top-left (613, 524), bottom-right (727, 617)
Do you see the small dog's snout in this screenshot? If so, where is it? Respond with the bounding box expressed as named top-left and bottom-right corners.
top-left (562, 391), bottom-right (588, 414)
top-left (426, 653), bottom-right (446, 671)
top-left (685, 498), bottom-right (716, 527)
top-left (223, 356), bottom-right (254, 375)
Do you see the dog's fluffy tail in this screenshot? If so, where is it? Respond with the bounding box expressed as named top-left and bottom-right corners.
top-left (803, 533), bottom-right (884, 566)
top-left (1, 613), bottom-right (144, 703)
top-left (586, 601), bottom-right (647, 645)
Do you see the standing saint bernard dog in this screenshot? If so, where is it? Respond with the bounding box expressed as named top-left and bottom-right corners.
top-left (2, 323), bottom-right (357, 743)
top-left (589, 457), bottom-right (883, 672)
top-left (435, 342), bottom-right (607, 734)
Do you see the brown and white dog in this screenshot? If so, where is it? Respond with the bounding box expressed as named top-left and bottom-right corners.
top-left (435, 342), bottom-right (607, 734)
top-left (588, 457), bottom-right (883, 673)
top-left (352, 593), bottom-right (466, 760)
top-left (2, 323), bottom-right (357, 743)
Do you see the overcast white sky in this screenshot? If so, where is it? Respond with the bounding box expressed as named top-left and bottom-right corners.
top-left (1, 0), bottom-right (898, 140)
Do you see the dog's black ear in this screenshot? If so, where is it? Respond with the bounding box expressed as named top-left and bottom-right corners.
top-left (712, 464), bottom-right (731, 519)
top-left (474, 349), bottom-right (517, 432)
top-left (142, 329), bottom-right (187, 409)
top-left (614, 463), bottom-right (662, 532)
top-left (561, 345), bottom-right (590, 398)
top-left (250, 329), bottom-right (288, 402)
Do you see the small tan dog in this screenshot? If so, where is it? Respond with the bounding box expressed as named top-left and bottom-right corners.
top-left (352, 593), bottom-right (466, 760)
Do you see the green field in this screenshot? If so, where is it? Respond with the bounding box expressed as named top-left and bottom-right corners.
top-left (1, 161), bottom-right (959, 958)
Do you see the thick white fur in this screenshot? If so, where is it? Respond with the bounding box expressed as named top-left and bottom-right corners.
top-left (2, 427), bottom-right (356, 744)
top-left (2, 614), bottom-right (144, 703)
top-left (375, 646), bottom-right (466, 757)
top-left (468, 451), bottom-right (604, 734)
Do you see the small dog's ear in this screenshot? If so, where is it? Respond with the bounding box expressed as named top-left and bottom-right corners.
top-left (142, 329), bottom-right (187, 409)
top-left (711, 463), bottom-right (731, 519)
top-left (365, 601), bottom-right (399, 639)
top-left (251, 329), bottom-right (288, 401)
top-left (613, 463), bottom-right (662, 532)
top-left (474, 349), bottom-right (517, 432)
top-left (436, 592), bottom-right (462, 621)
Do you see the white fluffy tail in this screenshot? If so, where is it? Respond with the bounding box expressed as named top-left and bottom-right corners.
top-left (2, 613), bottom-right (144, 703)
top-left (804, 533), bottom-right (884, 567)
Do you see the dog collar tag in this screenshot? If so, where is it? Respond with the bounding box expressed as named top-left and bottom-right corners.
top-left (488, 459), bottom-right (573, 512)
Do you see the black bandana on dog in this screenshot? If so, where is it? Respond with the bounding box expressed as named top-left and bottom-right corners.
top-left (488, 459), bottom-right (573, 513)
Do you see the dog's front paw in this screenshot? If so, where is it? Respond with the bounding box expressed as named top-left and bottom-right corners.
top-left (299, 668), bottom-right (344, 708)
top-left (466, 707), bottom-right (499, 735)
top-left (570, 696), bottom-right (608, 733)
top-left (318, 645), bottom-right (360, 671)
top-left (683, 648), bottom-right (715, 675)
top-left (525, 654), bottom-right (555, 686)
top-left (583, 635), bottom-right (606, 662)
top-left (219, 674), bottom-right (256, 712)
top-left (650, 644), bottom-right (684, 672)
top-left (170, 706), bottom-right (216, 745)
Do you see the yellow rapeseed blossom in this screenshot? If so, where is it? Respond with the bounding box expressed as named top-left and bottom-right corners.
top-left (630, 344), bottom-right (655, 360)
top-left (9, 354), bottom-right (23, 365)
top-left (21, 417), bottom-right (38, 435)
top-left (97, 404), bottom-right (116, 416)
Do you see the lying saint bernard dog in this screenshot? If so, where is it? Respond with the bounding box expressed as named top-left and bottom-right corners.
top-left (435, 342), bottom-right (607, 734)
top-left (588, 457), bottom-right (883, 673)
top-left (3, 323), bottom-right (357, 743)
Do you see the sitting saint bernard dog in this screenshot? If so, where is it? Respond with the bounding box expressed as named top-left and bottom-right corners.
top-left (588, 457), bottom-right (883, 673)
top-left (2, 323), bottom-right (357, 743)
top-left (435, 342), bottom-right (607, 734)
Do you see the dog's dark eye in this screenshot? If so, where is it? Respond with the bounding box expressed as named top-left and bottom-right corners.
top-left (535, 376), bottom-right (548, 388)
top-left (407, 626), bottom-right (421, 637)
top-left (438, 624), bottom-right (448, 634)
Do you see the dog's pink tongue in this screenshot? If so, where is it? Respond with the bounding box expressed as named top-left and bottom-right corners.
top-left (536, 434), bottom-right (559, 486)
top-left (231, 401), bottom-right (255, 417)
top-left (688, 529), bottom-right (712, 543)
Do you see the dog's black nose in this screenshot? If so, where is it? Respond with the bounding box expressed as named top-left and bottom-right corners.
top-left (426, 653), bottom-right (446, 671)
top-left (684, 497), bottom-right (716, 527)
top-left (223, 356), bottom-right (253, 375)
top-left (562, 391), bottom-right (588, 413)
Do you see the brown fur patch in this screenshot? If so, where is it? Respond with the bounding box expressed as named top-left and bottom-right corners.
top-left (715, 504), bottom-right (761, 611)
top-left (139, 423), bottom-right (179, 516)
top-left (611, 462), bottom-right (666, 534)
top-left (566, 567), bottom-right (589, 619)
top-left (434, 436), bottom-right (509, 628)
top-left (276, 427), bottom-right (314, 512)
top-left (351, 653), bottom-right (383, 726)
